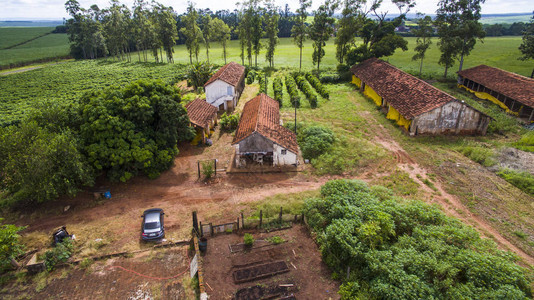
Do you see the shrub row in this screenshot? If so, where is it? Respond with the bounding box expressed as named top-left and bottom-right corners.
top-left (258, 73), bottom-right (267, 94)
top-left (295, 75), bottom-right (318, 109)
top-left (284, 75), bottom-right (300, 108)
top-left (273, 77), bottom-right (283, 107)
top-left (305, 73), bottom-right (329, 99)
top-left (246, 71), bottom-right (256, 84)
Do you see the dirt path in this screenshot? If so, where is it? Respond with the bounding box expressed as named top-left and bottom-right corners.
top-left (0, 61), bottom-right (68, 76)
top-left (362, 110), bottom-right (534, 266)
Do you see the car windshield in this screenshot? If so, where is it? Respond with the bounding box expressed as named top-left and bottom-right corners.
top-left (144, 222), bottom-right (160, 230)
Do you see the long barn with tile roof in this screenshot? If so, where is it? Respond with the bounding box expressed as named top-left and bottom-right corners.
top-left (204, 62), bottom-right (246, 112)
top-left (232, 93), bottom-right (299, 167)
top-left (457, 65), bottom-right (534, 122)
top-left (350, 58), bottom-right (491, 135)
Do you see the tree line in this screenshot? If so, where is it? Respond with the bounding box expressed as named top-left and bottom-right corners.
top-left (64, 0), bottom-right (534, 76)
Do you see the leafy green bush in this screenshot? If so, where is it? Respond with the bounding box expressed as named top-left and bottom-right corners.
top-left (513, 131), bottom-right (534, 152)
top-left (243, 233), bottom-right (254, 246)
top-left (284, 75), bottom-right (300, 108)
top-left (0, 121), bottom-right (94, 206)
top-left (497, 169), bottom-right (534, 196)
top-left (267, 236), bottom-right (285, 244)
top-left (246, 70), bottom-right (256, 84)
top-left (79, 80), bottom-right (194, 182)
top-left (460, 146), bottom-right (497, 167)
top-left (0, 221), bottom-right (26, 272)
top-left (305, 73), bottom-right (329, 99)
top-left (186, 62), bottom-right (215, 90)
top-left (258, 73), bottom-right (267, 94)
top-left (304, 179), bottom-right (531, 299)
top-left (299, 126), bottom-right (335, 159)
top-left (42, 239), bottom-right (73, 272)
top-left (201, 161), bottom-right (214, 179)
top-left (220, 112), bottom-right (239, 132)
top-left (273, 77), bottom-right (283, 107)
top-left (294, 75), bottom-right (318, 108)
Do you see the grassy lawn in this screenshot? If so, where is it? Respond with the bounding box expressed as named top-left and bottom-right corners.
top-left (0, 27), bottom-right (54, 49)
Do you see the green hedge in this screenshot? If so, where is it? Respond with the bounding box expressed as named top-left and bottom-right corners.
top-left (258, 73), bottom-right (267, 94)
top-left (285, 75), bottom-right (300, 108)
top-left (306, 73), bottom-right (329, 99)
top-left (295, 75), bottom-right (318, 109)
top-left (273, 77), bottom-right (283, 107)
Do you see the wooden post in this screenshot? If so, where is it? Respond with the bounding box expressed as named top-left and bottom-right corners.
top-left (210, 223), bottom-right (214, 236)
top-left (192, 211), bottom-right (199, 236)
top-left (214, 159), bottom-right (217, 176)
top-left (279, 207), bottom-right (283, 224)
top-left (199, 221), bottom-right (203, 237)
top-left (197, 161), bottom-right (200, 179)
top-left (259, 210), bottom-right (263, 229)
top-left (236, 218), bottom-right (239, 231)
top-left (241, 212), bottom-right (245, 229)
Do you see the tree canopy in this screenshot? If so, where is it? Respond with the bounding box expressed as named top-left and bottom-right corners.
top-left (519, 11), bottom-right (534, 78)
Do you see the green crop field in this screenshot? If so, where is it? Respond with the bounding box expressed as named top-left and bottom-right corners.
top-left (0, 33), bottom-right (70, 67)
top-left (0, 27), bottom-right (54, 49)
top-left (0, 36), bottom-right (531, 126)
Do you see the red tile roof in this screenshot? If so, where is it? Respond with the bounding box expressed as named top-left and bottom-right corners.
top-left (350, 58), bottom-right (457, 119)
top-left (204, 62), bottom-right (246, 88)
top-left (458, 65), bottom-right (534, 107)
top-left (232, 93), bottom-right (299, 154)
top-left (185, 98), bottom-right (218, 129)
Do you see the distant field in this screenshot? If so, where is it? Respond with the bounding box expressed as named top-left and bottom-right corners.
top-left (0, 21), bottom-right (63, 27)
top-left (479, 14), bottom-right (532, 24)
top-left (0, 30), bottom-right (70, 68)
top-left (0, 36), bottom-right (531, 125)
top-left (0, 27), bottom-right (54, 49)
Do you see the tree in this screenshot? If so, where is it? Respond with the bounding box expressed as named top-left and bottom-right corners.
top-left (103, 0), bottom-right (130, 61)
top-left (0, 122), bottom-right (94, 206)
top-left (0, 221), bottom-right (26, 271)
top-left (180, 2), bottom-right (202, 63)
top-left (187, 62), bottom-right (215, 90)
top-left (264, 0), bottom-right (280, 67)
top-left (250, 0), bottom-right (264, 67)
top-left (435, 0), bottom-right (486, 77)
top-left (411, 14), bottom-right (433, 76)
top-left (335, 0), bottom-right (363, 64)
top-left (201, 13), bottom-right (212, 63)
top-left (132, 0), bottom-right (156, 62)
top-left (79, 80), bottom-right (194, 182)
top-left (291, 0), bottom-right (311, 71)
top-left (345, 0), bottom-right (411, 66)
top-left (210, 18), bottom-right (231, 64)
top-left (152, 3), bottom-right (178, 63)
top-left (310, 0), bottom-right (337, 72)
top-left (519, 11), bottom-right (534, 78)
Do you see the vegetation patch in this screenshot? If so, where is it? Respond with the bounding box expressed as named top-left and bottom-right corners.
top-left (304, 179), bottom-right (531, 299)
top-left (497, 169), bottom-right (534, 196)
top-left (379, 169), bottom-right (419, 196)
top-left (459, 145), bottom-right (497, 167)
top-left (513, 131), bottom-right (534, 152)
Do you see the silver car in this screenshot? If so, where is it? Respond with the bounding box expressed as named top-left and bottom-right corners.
top-left (141, 208), bottom-right (165, 241)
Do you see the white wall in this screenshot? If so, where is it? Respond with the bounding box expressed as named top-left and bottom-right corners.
top-left (205, 80), bottom-right (234, 110)
top-left (273, 144), bottom-right (297, 166)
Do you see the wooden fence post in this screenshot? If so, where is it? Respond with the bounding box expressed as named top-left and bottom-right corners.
top-left (210, 223), bottom-right (214, 236)
top-left (259, 210), bottom-right (263, 229)
top-left (197, 161), bottom-right (200, 179)
top-left (192, 211), bottom-right (199, 236)
top-left (214, 159), bottom-right (217, 176)
top-left (241, 212), bottom-right (245, 229)
top-left (199, 221), bottom-right (203, 236)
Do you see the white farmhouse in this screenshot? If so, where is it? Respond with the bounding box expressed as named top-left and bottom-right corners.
top-left (232, 93), bottom-right (299, 168)
top-left (204, 62), bottom-right (246, 111)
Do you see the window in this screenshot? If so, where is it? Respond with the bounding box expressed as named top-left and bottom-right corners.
top-left (227, 86), bottom-right (233, 95)
top-left (281, 149), bottom-right (287, 155)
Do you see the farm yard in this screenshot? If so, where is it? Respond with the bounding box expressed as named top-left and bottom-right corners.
top-left (1, 1), bottom-right (534, 298)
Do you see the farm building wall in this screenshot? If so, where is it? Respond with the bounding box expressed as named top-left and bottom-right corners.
top-left (351, 75), bottom-right (361, 88)
top-left (410, 101), bottom-right (490, 135)
top-left (364, 84), bottom-right (382, 107)
top-left (273, 144), bottom-right (297, 166)
top-left (205, 80), bottom-right (234, 110)
top-left (236, 132), bottom-right (274, 153)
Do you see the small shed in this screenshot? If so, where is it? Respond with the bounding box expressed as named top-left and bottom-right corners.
top-left (457, 65), bottom-right (534, 122)
top-left (204, 62), bottom-right (246, 112)
top-left (232, 93), bottom-right (299, 167)
top-left (351, 58), bottom-right (491, 135)
top-left (185, 98), bottom-right (218, 144)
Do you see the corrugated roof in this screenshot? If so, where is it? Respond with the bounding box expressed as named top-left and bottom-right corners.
top-left (350, 58), bottom-right (456, 119)
top-left (185, 98), bottom-right (218, 129)
top-left (204, 62), bottom-right (246, 87)
top-left (232, 93), bottom-right (299, 154)
top-left (458, 65), bottom-right (534, 107)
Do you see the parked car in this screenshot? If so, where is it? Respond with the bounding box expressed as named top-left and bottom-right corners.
top-left (141, 208), bottom-right (165, 241)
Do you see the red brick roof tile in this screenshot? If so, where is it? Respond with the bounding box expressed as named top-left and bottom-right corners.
top-left (350, 58), bottom-right (456, 119)
top-left (185, 98), bottom-right (218, 129)
top-left (232, 94), bottom-right (299, 154)
top-left (458, 65), bottom-right (534, 107)
top-left (204, 62), bottom-right (246, 88)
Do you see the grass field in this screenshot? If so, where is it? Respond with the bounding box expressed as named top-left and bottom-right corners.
top-left (0, 27), bottom-right (54, 49)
